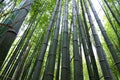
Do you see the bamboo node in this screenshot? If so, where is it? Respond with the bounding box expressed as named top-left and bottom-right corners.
top-left (99, 59), bottom-right (105, 62)
top-left (96, 45), bottom-right (101, 48)
top-left (74, 59), bottom-right (79, 61)
top-left (46, 72), bottom-right (54, 77)
top-left (37, 58), bottom-right (43, 62)
top-left (62, 66), bottom-right (68, 70)
top-left (0, 23), bottom-right (13, 29)
top-left (7, 29), bottom-right (17, 35)
top-left (115, 61), bottom-right (120, 65)
top-left (104, 76), bottom-right (111, 79)
top-left (22, 7), bottom-right (29, 12)
top-left (43, 42), bottom-right (48, 45)
top-left (49, 53), bottom-right (55, 56)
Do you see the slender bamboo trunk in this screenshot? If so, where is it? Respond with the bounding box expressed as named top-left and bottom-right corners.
top-left (12, 45), bottom-right (31, 80)
top-left (103, 0), bottom-right (120, 25)
top-left (20, 25), bottom-right (46, 79)
top-left (43, 0), bottom-right (62, 79)
top-left (83, 0), bottom-right (114, 79)
top-left (98, 0), bottom-right (120, 47)
top-left (61, 0), bottom-right (70, 80)
top-left (75, 0), bottom-right (94, 79)
top-left (32, 0), bottom-right (60, 79)
top-left (0, 10), bottom-right (37, 69)
top-left (0, 1), bottom-right (46, 76)
top-left (80, 0), bottom-right (99, 79)
top-left (111, 0), bottom-right (120, 17)
top-left (0, 23), bottom-right (31, 79)
top-left (0, 15), bottom-right (37, 79)
top-left (21, 33), bottom-right (44, 80)
top-left (55, 13), bottom-right (65, 80)
top-left (72, 0), bottom-right (83, 80)
top-left (26, 37), bottom-right (45, 80)
top-left (88, 0), bottom-right (120, 72)
top-left (55, 29), bottom-right (62, 80)
top-left (0, 0), bottom-right (34, 67)
top-left (7, 7), bottom-right (46, 79)
top-left (68, 20), bottom-right (72, 80)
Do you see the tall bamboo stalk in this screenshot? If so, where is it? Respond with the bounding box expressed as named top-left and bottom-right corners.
top-left (74, 0), bottom-right (95, 79)
top-left (98, 0), bottom-right (120, 47)
top-left (61, 0), bottom-right (70, 79)
top-left (12, 45), bottom-right (31, 80)
top-left (32, 0), bottom-right (60, 79)
top-left (88, 0), bottom-right (120, 72)
top-left (80, 0), bottom-right (99, 79)
top-left (103, 0), bottom-right (120, 25)
top-left (10, 6), bottom-right (46, 80)
top-left (55, 25), bottom-right (63, 80)
top-left (0, 0), bottom-right (34, 67)
top-left (72, 0), bottom-right (83, 80)
top-left (43, 0), bottom-right (62, 79)
top-left (83, 0), bottom-right (114, 79)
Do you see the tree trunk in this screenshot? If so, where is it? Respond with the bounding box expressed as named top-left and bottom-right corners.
top-left (88, 0), bottom-right (120, 72)
top-left (0, 0), bottom-right (34, 67)
top-left (43, 0), bottom-right (62, 79)
top-left (103, 0), bottom-right (120, 25)
top-left (80, 0), bottom-right (99, 79)
top-left (61, 0), bottom-right (71, 80)
top-left (12, 46), bottom-right (31, 80)
top-left (72, 0), bottom-right (83, 80)
top-left (32, 0), bottom-right (60, 79)
top-left (83, 0), bottom-right (114, 79)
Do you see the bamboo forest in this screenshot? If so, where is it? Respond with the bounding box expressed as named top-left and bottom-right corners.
top-left (0, 0), bottom-right (120, 80)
